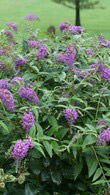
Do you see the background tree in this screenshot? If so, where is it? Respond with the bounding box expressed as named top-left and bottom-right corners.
top-left (52, 0), bottom-right (99, 26)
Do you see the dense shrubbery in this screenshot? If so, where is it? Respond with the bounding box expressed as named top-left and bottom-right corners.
top-left (1, 17), bottom-right (110, 194)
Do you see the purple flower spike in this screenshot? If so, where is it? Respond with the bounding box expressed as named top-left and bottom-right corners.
top-left (6, 22), bottom-right (18, 31)
top-left (85, 49), bottom-right (94, 56)
top-left (28, 40), bottom-right (40, 48)
top-left (36, 45), bottom-right (48, 59)
top-left (19, 86), bottom-right (39, 104)
top-left (60, 22), bottom-right (71, 33)
top-left (99, 128), bottom-right (110, 144)
top-left (22, 112), bottom-right (35, 130)
top-left (0, 88), bottom-right (15, 111)
top-left (11, 77), bottom-right (24, 85)
top-left (64, 108), bottom-right (78, 124)
top-left (3, 30), bottom-right (13, 38)
top-left (0, 79), bottom-right (10, 89)
top-left (15, 57), bottom-right (27, 68)
top-left (25, 14), bottom-right (39, 21)
top-left (12, 137), bottom-right (34, 160)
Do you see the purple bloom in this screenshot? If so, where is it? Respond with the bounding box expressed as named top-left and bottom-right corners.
top-left (99, 128), bottom-right (110, 144)
top-left (60, 22), bottom-right (71, 33)
top-left (12, 137), bottom-right (34, 160)
top-left (97, 120), bottom-right (107, 127)
top-left (3, 30), bottom-right (13, 38)
top-left (101, 67), bottom-right (110, 81)
top-left (68, 25), bottom-right (85, 34)
top-left (19, 86), bottom-right (39, 104)
top-left (28, 40), bottom-right (40, 48)
top-left (64, 45), bottom-right (76, 66)
top-left (99, 39), bottom-right (110, 48)
top-left (6, 22), bottom-right (17, 31)
top-left (64, 108), bottom-right (78, 124)
top-left (0, 88), bottom-right (15, 111)
top-left (15, 57), bottom-right (27, 68)
top-left (72, 67), bottom-right (90, 79)
top-left (85, 49), bottom-right (94, 56)
top-left (0, 79), bottom-right (10, 89)
top-left (11, 77), bottom-right (24, 85)
top-left (36, 45), bottom-right (48, 60)
top-left (22, 112), bottom-right (35, 130)
top-left (25, 14), bottom-right (39, 21)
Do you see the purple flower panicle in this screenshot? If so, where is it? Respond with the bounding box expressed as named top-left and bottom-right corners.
top-left (85, 49), bottom-right (94, 56)
top-left (11, 77), bottom-right (24, 85)
top-left (3, 30), bottom-right (13, 38)
top-left (19, 86), bottom-right (39, 104)
top-left (12, 137), bottom-right (34, 160)
top-left (0, 88), bottom-right (15, 111)
top-left (15, 57), bottom-right (27, 68)
top-left (60, 22), bottom-right (71, 33)
top-left (0, 79), bottom-right (10, 89)
top-left (99, 128), bottom-right (110, 144)
top-left (22, 112), bottom-right (35, 130)
top-left (28, 40), bottom-right (40, 48)
top-left (6, 22), bottom-right (17, 31)
top-left (36, 45), bottom-right (48, 60)
top-left (25, 14), bottom-right (39, 21)
top-left (64, 108), bottom-right (78, 124)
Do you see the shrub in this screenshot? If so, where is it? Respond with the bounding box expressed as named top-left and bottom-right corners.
top-left (0, 19), bottom-right (110, 194)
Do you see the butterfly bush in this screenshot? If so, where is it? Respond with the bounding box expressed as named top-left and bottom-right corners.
top-left (22, 111), bottom-right (35, 130)
top-left (19, 86), bottom-right (39, 104)
top-left (1, 19), bottom-right (110, 194)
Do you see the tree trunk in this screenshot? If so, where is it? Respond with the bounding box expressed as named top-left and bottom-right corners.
top-left (75, 0), bottom-right (81, 26)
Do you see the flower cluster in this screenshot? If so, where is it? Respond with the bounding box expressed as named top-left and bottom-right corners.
top-left (28, 40), bottom-right (40, 48)
top-left (15, 57), bottom-right (28, 68)
top-left (99, 128), bottom-right (110, 144)
top-left (19, 86), bottom-right (39, 104)
top-left (99, 39), bottom-right (110, 48)
top-left (0, 79), bottom-right (10, 89)
top-left (11, 77), bottom-right (24, 85)
top-left (3, 30), bottom-right (13, 38)
top-left (0, 48), bottom-right (4, 56)
top-left (12, 137), bottom-right (34, 160)
top-left (64, 108), bottom-right (78, 124)
top-left (25, 14), bottom-right (39, 21)
top-left (36, 45), bottom-right (48, 59)
top-left (60, 22), bottom-right (71, 33)
top-left (57, 44), bottom-right (76, 66)
top-left (0, 88), bottom-right (15, 111)
top-left (85, 49), bottom-right (94, 56)
top-left (6, 22), bottom-right (17, 31)
top-left (60, 22), bottom-right (84, 34)
top-left (22, 112), bottom-right (35, 130)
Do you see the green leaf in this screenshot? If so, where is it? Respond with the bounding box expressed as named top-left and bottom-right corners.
top-left (83, 135), bottom-right (97, 147)
top-left (25, 184), bottom-right (34, 195)
top-left (92, 178), bottom-right (107, 185)
top-left (0, 120), bottom-right (9, 134)
top-left (36, 123), bottom-right (43, 138)
top-left (29, 125), bottom-right (36, 138)
top-left (92, 168), bottom-right (102, 182)
top-left (43, 141), bottom-right (53, 158)
top-left (35, 143), bottom-right (45, 157)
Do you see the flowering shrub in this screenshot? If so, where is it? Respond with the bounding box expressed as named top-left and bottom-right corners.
top-left (1, 18), bottom-right (110, 194)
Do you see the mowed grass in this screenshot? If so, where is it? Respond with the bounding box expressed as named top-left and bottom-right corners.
top-left (0, 0), bottom-right (110, 38)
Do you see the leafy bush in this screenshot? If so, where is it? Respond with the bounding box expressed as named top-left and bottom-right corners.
top-left (0, 18), bottom-right (110, 194)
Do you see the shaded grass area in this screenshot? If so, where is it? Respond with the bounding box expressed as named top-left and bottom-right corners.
top-left (0, 0), bottom-right (110, 38)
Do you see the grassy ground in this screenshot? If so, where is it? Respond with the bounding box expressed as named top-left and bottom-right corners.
top-left (0, 0), bottom-right (110, 38)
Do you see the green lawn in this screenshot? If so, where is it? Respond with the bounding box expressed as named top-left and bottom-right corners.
top-left (0, 0), bottom-right (110, 38)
